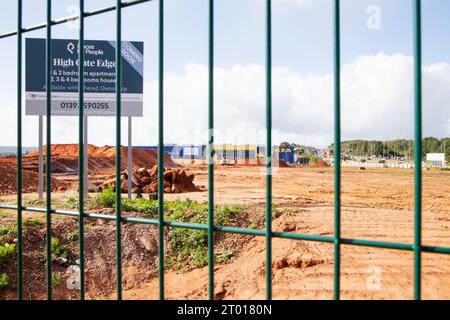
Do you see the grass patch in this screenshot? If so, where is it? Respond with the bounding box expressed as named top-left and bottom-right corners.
top-left (97, 186), bottom-right (116, 208)
top-left (0, 225), bottom-right (16, 237)
top-left (62, 196), bottom-right (78, 209)
top-left (0, 243), bottom-right (16, 266)
top-left (165, 199), bottom-right (244, 269)
top-left (23, 217), bottom-right (41, 228)
top-left (23, 199), bottom-right (45, 207)
top-left (0, 212), bottom-right (8, 219)
top-left (95, 187), bottom-right (158, 215)
top-left (122, 198), bottom-right (158, 215)
top-left (93, 190), bottom-right (247, 270)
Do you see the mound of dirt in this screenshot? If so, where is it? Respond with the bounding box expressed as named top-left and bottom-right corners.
top-left (100, 166), bottom-right (201, 194)
top-left (0, 217), bottom-right (159, 300)
top-left (310, 160), bottom-right (330, 168)
top-left (0, 163), bottom-right (69, 195)
top-left (24, 144), bottom-right (177, 174)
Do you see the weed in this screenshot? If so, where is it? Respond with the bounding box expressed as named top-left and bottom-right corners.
top-left (97, 186), bottom-right (116, 208)
top-left (247, 222), bottom-right (258, 230)
top-left (24, 199), bottom-right (45, 207)
top-left (62, 197), bottom-right (78, 209)
top-left (67, 231), bottom-right (78, 243)
top-left (51, 238), bottom-right (68, 259)
top-left (23, 218), bottom-right (41, 228)
top-left (51, 274), bottom-right (62, 288)
top-left (0, 212), bottom-right (8, 219)
top-left (216, 249), bottom-right (234, 263)
top-left (0, 243), bottom-right (16, 266)
top-left (164, 200), bottom-right (244, 269)
top-left (0, 225), bottom-right (16, 237)
top-left (0, 273), bottom-right (10, 289)
top-left (122, 198), bottom-right (158, 216)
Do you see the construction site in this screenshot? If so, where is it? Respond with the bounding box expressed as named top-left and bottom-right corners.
top-left (0, 143), bottom-right (449, 300)
top-left (1, 0), bottom-right (450, 308)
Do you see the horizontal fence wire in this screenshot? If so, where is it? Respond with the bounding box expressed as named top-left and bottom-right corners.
top-left (0, 0), bottom-right (155, 39)
top-left (1, 0), bottom-right (447, 301)
top-left (1, 204), bottom-right (450, 255)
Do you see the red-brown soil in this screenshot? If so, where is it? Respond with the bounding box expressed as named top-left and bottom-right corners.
top-left (310, 160), bottom-right (330, 168)
top-left (0, 163), bottom-right (69, 195)
top-left (24, 144), bottom-right (177, 173)
top-left (0, 165), bottom-right (449, 300)
top-left (0, 144), bottom-right (178, 195)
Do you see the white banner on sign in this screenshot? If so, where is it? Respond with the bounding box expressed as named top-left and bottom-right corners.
top-left (26, 92), bottom-right (143, 116)
top-left (426, 153), bottom-right (445, 162)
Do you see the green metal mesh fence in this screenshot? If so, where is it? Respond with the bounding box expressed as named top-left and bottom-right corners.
top-left (0, 0), bottom-right (449, 301)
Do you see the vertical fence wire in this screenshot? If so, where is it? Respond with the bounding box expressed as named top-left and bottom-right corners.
top-left (207, 0), bottom-right (215, 301)
top-left (45, 0), bottom-right (52, 301)
top-left (16, 0), bottom-right (23, 301)
top-left (157, 0), bottom-right (165, 300)
top-left (115, 0), bottom-right (123, 300)
top-left (78, 0), bottom-right (85, 300)
top-left (413, 0), bottom-right (422, 301)
top-left (333, 0), bottom-right (341, 301)
top-left (265, 0), bottom-right (273, 301)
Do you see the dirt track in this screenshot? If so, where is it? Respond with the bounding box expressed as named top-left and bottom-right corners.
top-left (1, 165), bottom-right (449, 299)
top-left (124, 166), bottom-right (450, 300)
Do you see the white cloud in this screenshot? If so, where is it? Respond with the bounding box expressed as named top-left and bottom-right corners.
top-left (1, 53), bottom-right (449, 147)
top-left (273, 0), bottom-right (312, 8)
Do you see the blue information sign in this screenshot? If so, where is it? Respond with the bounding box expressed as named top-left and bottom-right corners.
top-left (25, 38), bottom-right (144, 117)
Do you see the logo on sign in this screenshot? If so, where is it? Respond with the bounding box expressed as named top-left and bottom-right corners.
top-left (67, 42), bottom-right (75, 54)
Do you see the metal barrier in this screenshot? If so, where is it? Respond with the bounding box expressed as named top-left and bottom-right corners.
top-left (0, 0), bottom-right (449, 301)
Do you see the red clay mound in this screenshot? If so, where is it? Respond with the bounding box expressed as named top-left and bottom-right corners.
top-left (310, 160), bottom-right (330, 168)
top-left (24, 144), bottom-right (177, 173)
top-left (0, 163), bottom-right (68, 195)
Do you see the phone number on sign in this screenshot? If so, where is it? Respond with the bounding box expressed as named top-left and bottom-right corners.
top-left (60, 102), bottom-right (110, 110)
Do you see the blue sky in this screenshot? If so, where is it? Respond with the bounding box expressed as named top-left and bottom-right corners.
top-left (0, 0), bottom-right (449, 147)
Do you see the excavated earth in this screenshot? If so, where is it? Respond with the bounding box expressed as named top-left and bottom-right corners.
top-left (0, 144), bottom-right (177, 195)
top-left (0, 161), bottom-right (449, 300)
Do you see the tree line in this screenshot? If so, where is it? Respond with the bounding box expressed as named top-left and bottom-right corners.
top-left (330, 137), bottom-right (449, 161)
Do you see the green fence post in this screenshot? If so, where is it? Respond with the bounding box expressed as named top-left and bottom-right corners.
top-left (45, 0), bottom-right (53, 301)
top-left (265, 0), bottom-right (273, 301)
top-left (207, 0), bottom-right (215, 301)
top-left (158, 0), bottom-right (165, 301)
top-left (78, 0), bottom-right (85, 300)
top-left (412, 0), bottom-right (422, 300)
top-left (333, 0), bottom-right (341, 301)
top-left (115, 0), bottom-right (123, 301)
top-left (16, 0), bottom-right (23, 301)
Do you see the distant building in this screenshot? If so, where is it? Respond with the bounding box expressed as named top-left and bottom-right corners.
top-left (140, 144), bottom-right (297, 165)
top-left (426, 153), bottom-right (446, 167)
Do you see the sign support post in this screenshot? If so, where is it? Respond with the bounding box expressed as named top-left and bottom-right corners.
top-left (83, 116), bottom-right (88, 197)
top-left (38, 115), bottom-right (43, 201)
top-left (128, 116), bottom-right (132, 199)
